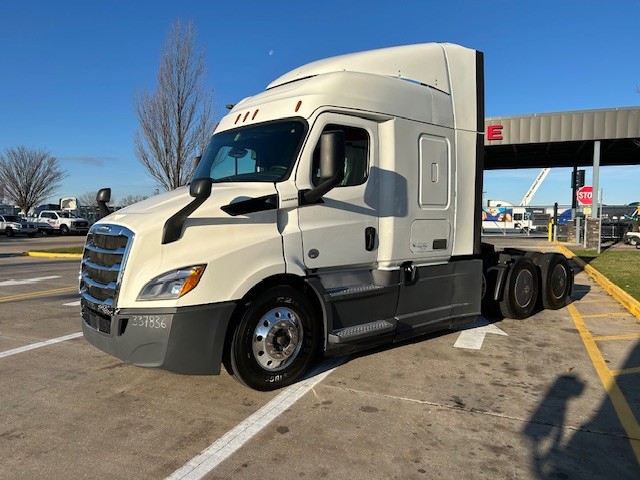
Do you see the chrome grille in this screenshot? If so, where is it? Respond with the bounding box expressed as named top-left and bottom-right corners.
top-left (80, 224), bottom-right (134, 333)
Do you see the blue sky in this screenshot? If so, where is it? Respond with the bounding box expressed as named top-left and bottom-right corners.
top-left (1, 0), bottom-right (639, 207)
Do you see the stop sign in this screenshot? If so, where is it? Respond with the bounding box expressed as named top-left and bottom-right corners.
top-left (577, 185), bottom-right (593, 205)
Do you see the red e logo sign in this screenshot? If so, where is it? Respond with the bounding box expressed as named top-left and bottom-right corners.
top-left (487, 125), bottom-right (503, 141)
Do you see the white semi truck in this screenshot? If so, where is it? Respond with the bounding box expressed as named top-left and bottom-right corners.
top-left (80, 43), bottom-right (573, 390)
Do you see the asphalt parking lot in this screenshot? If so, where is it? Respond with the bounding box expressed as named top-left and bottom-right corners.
top-left (0, 235), bottom-right (639, 479)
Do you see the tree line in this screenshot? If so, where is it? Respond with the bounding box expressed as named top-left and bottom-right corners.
top-left (0, 20), bottom-right (214, 215)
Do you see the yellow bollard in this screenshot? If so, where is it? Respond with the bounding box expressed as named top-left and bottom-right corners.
top-left (548, 219), bottom-right (554, 242)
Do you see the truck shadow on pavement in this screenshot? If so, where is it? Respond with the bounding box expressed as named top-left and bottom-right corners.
top-left (523, 342), bottom-right (640, 479)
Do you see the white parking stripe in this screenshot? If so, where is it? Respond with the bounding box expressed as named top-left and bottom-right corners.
top-left (0, 332), bottom-right (83, 359)
top-left (64, 301), bottom-right (81, 306)
top-left (166, 358), bottom-right (344, 480)
top-left (0, 275), bottom-right (61, 286)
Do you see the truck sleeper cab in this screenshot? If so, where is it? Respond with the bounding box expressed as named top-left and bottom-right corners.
top-left (80, 43), bottom-right (573, 391)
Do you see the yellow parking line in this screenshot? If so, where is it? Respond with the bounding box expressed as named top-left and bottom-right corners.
top-left (25, 251), bottom-right (82, 259)
top-left (581, 313), bottom-right (633, 319)
top-left (574, 299), bottom-right (614, 305)
top-left (592, 333), bottom-right (640, 342)
top-left (568, 303), bottom-right (640, 463)
top-left (0, 286), bottom-right (77, 303)
top-left (612, 367), bottom-right (640, 377)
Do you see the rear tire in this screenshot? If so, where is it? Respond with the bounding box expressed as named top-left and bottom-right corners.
top-left (523, 250), bottom-right (542, 265)
top-left (60, 225), bottom-right (69, 235)
top-left (229, 286), bottom-right (320, 391)
top-left (539, 253), bottom-right (572, 310)
top-left (499, 258), bottom-right (539, 319)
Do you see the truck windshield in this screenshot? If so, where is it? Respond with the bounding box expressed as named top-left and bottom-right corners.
top-left (194, 119), bottom-right (306, 183)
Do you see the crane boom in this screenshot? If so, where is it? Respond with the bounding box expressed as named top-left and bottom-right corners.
top-left (519, 168), bottom-right (550, 206)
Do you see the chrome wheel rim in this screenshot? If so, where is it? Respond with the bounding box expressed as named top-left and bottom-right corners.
top-left (515, 269), bottom-right (534, 308)
top-left (550, 264), bottom-right (567, 299)
top-left (252, 307), bottom-right (302, 371)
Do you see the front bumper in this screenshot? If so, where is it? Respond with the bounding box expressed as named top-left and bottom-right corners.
top-left (623, 232), bottom-right (639, 244)
top-left (81, 300), bottom-right (236, 374)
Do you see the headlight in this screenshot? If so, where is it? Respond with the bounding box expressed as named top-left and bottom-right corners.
top-left (137, 265), bottom-right (206, 300)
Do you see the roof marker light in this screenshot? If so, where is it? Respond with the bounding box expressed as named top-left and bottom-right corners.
top-left (235, 114), bottom-right (241, 124)
top-left (252, 109), bottom-right (259, 120)
top-left (243, 111), bottom-right (250, 122)
top-left (295, 100), bottom-right (302, 112)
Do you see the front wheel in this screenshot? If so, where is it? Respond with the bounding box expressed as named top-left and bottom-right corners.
top-left (229, 286), bottom-right (320, 391)
top-left (630, 237), bottom-right (639, 246)
top-left (5, 227), bottom-right (14, 237)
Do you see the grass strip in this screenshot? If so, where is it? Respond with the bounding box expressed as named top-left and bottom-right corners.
top-left (570, 249), bottom-right (640, 302)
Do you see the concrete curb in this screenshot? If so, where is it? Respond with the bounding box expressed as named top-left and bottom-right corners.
top-left (556, 243), bottom-right (640, 321)
top-left (24, 251), bottom-right (83, 259)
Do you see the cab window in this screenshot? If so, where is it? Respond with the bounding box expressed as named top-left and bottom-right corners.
top-left (312, 125), bottom-right (368, 187)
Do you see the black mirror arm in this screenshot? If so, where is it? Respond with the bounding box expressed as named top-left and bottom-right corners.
top-left (162, 178), bottom-right (213, 244)
top-left (162, 196), bottom-right (208, 244)
top-left (303, 174), bottom-right (343, 204)
top-left (96, 188), bottom-right (111, 218)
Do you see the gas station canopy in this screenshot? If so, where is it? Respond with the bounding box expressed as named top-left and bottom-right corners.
top-left (484, 107), bottom-right (640, 170)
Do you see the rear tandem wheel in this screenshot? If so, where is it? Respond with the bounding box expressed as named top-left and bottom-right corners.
top-left (499, 257), bottom-right (539, 320)
top-left (539, 253), bottom-right (572, 310)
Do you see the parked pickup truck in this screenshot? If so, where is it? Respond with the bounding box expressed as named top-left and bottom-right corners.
top-left (0, 214), bottom-right (38, 237)
top-left (623, 230), bottom-right (640, 246)
top-left (35, 210), bottom-right (89, 235)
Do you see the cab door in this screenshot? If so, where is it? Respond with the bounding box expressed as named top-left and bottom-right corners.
top-left (296, 114), bottom-right (379, 270)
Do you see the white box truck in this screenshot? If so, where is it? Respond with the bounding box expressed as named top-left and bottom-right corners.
top-left (80, 43), bottom-right (573, 390)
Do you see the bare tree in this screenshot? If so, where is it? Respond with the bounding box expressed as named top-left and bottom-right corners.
top-left (119, 194), bottom-right (148, 207)
top-left (0, 146), bottom-right (67, 214)
top-left (78, 191), bottom-right (100, 209)
top-left (134, 20), bottom-right (215, 191)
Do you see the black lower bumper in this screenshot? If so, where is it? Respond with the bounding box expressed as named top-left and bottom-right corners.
top-left (81, 300), bottom-right (236, 375)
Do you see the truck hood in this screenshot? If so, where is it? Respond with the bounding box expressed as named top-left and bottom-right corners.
top-left (97, 182), bottom-right (278, 234)
top-left (91, 182), bottom-right (284, 308)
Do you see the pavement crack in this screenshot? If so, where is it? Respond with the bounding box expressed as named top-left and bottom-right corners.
top-left (323, 384), bottom-right (638, 441)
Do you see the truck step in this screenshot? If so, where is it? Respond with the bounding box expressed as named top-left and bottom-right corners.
top-left (328, 319), bottom-right (396, 344)
top-left (326, 284), bottom-right (384, 298)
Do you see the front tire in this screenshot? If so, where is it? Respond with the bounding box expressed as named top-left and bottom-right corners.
top-left (5, 227), bottom-right (14, 237)
top-left (229, 286), bottom-right (320, 391)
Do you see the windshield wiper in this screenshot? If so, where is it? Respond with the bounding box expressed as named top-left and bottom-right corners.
top-left (212, 176), bottom-right (239, 183)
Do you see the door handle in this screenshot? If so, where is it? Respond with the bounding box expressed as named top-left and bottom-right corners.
top-left (365, 227), bottom-right (376, 251)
